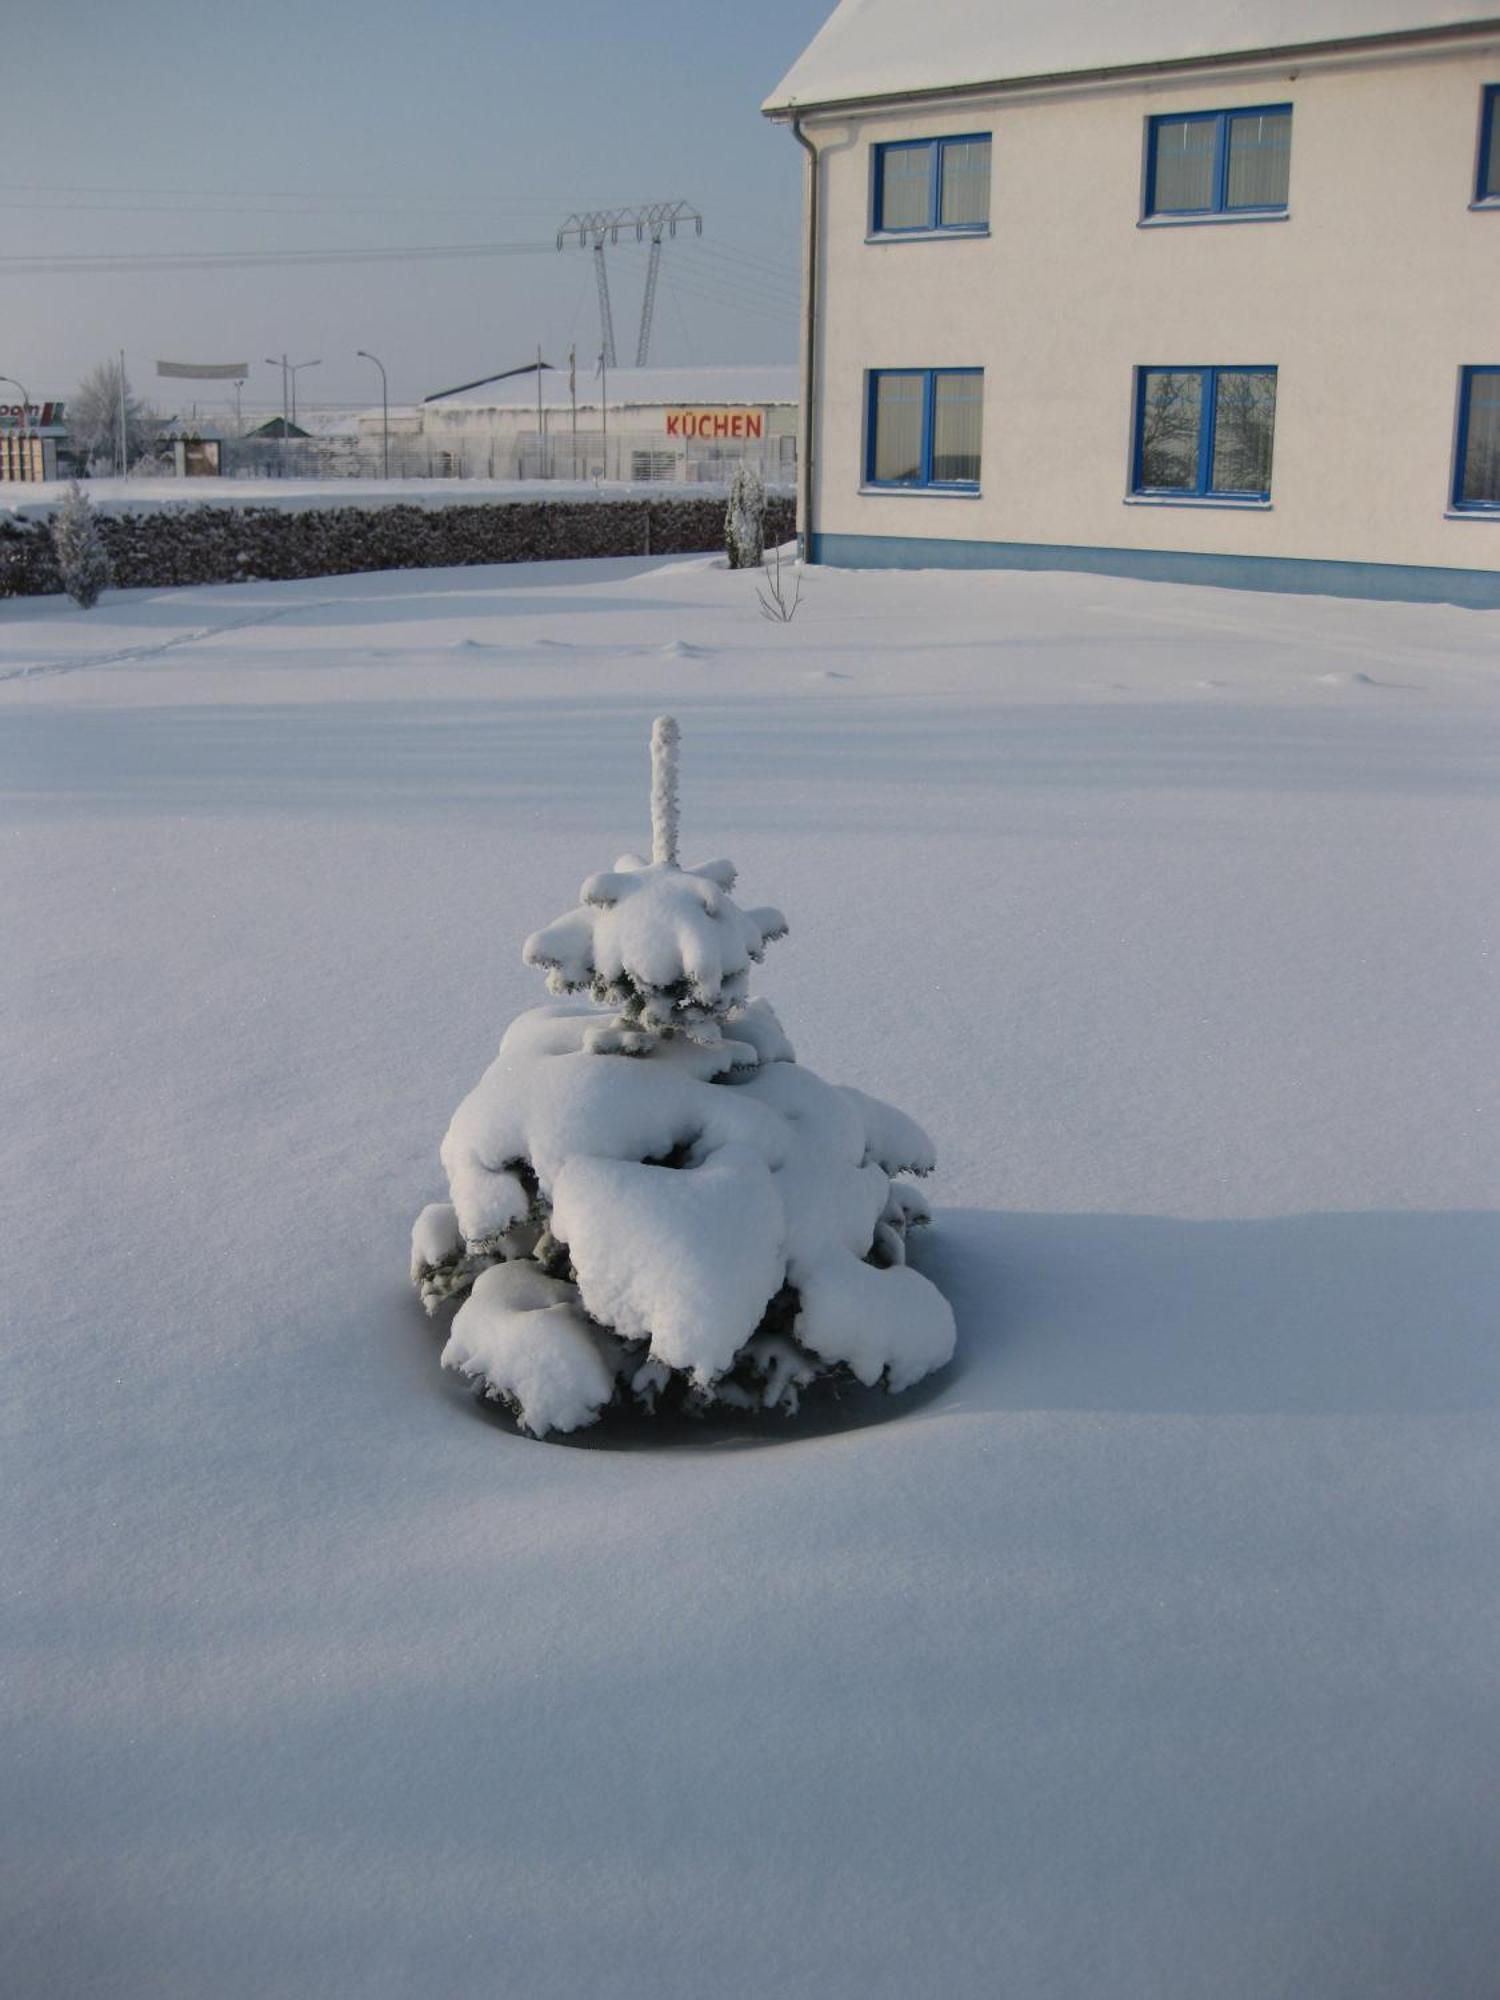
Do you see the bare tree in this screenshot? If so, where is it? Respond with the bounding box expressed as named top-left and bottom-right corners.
top-left (68, 359), bottom-right (165, 474)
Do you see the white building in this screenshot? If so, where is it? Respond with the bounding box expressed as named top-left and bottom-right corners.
top-left (358, 365), bottom-right (798, 486)
top-left (764, 2), bottom-right (1500, 604)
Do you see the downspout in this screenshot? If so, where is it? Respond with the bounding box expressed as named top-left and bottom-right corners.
top-left (791, 115), bottom-right (819, 562)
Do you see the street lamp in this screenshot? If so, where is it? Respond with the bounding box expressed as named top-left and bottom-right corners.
top-left (356, 349), bottom-right (389, 480)
top-left (263, 355), bottom-right (321, 435)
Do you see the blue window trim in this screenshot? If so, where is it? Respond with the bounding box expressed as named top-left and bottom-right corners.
top-left (1475, 86), bottom-right (1500, 203)
top-left (870, 134), bottom-right (991, 235)
top-left (1130, 365), bottom-right (1278, 501)
top-left (1452, 365), bottom-right (1500, 510)
top-left (865, 368), bottom-right (984, 490)
top-left (1143, 104), bottom-right (1292, 218)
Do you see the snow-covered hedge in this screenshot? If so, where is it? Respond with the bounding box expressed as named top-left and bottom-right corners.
top-left (0, 492), bottom-right (795, 597)
top-left (411, 717), bottom-right (956, 1439)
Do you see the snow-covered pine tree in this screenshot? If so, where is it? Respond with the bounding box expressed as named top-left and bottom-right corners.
top-left (411, 716), bottom-right (956, 1438)
top-left (724, 460), bottom-right (766, 570)
top-left (50, 483), bottom-right (111, 609)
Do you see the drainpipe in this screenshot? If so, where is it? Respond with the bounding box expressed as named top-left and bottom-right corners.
top-left (791, 115), bottom-right (819, 563)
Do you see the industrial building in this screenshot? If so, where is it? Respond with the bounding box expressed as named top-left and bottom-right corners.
top-left (765, 2), bottom-right (1500, 603)
top-left (359, 365), bottom-right (798, 484)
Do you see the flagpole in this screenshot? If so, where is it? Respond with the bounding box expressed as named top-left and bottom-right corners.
top-left (570, 345), bottom-right (577, 480)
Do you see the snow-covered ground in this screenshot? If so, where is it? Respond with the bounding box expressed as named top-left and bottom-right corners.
top-left (4, 552), bottom-right (1498, 1998)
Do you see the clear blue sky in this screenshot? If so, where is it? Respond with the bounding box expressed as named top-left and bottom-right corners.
top-left (6, 0), bottom-right (829, 418)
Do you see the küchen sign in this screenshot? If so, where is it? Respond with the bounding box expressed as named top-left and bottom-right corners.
top-left (664, 409), bottom-right (765, 440)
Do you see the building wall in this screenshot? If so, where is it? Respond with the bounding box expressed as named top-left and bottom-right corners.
top-left (804, 34), bottom-right (1500, 589)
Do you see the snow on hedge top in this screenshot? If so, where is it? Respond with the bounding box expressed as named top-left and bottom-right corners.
top-left (764, 0), bottom-right (1492, 110)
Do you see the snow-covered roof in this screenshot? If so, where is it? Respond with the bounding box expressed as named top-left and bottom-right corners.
top-left (764, 1), bottom-right (1500, 112)
top-left (424, 365), bottom-right (799, 412)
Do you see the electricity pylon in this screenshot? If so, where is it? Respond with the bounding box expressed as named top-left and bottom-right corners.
top-left (556, 202), bottom-right (703, 370)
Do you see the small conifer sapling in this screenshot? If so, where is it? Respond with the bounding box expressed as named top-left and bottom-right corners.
top-left (724, 460), bottom-right (766, 570)
top-left (51, 483), bottom-right (111, 609)
top-left (410, 717), bottom-right (956, 1438)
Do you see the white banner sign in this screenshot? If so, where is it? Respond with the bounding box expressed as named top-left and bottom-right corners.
top-left (156, 360), bottom-right (249, 380)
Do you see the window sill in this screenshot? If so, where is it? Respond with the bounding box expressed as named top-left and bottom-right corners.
top-left (1125, 494), bottom-right (1272, 509)
top-left (1137, 210), bottom-right (1289, 228)
top-left (865, 227), bottom-right (990, 244)
top-left (1468, 198), bottom-right (1500, 211)
top-left (1445, 506), bottom-right (1500, 518)
top-left (859, 484), bottom-right (983, 499)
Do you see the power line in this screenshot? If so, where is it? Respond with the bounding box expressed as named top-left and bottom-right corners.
top-left (0, 238), bottom-right (555, 275)
top-left (696, 241), bottom-right (802, 286)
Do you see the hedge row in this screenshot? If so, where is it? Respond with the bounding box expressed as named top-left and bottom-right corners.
top-left (0, 493), bottom-right (796, 598)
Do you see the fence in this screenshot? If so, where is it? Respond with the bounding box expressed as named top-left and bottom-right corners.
top-left (210, 429), bottom-right (798, 486)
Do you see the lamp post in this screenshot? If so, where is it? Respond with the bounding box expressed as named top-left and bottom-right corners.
top-left (356, 349), bottom-right (389, 479)
top-left (264, 355), bottom-right (320, 434)
top-left (265, 355), bottom-right (289, 435)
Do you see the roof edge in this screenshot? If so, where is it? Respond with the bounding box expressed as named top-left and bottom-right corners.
top-left (761, 16), bottom-right (1500, 118)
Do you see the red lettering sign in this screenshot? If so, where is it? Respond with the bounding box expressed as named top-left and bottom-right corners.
top-left (663, 408), bottom-right (768, 444)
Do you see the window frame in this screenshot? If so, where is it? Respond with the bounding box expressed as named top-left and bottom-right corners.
top-left (1451, 366), bottom-right (1500, 511)
top-left (1130, 365), bottom-right (1279, 503)
top-left (869, 133), bottom-right (992, 236)
top-left (1142, 104), bottom-right (1292, 220)
top-left (864, 367), bottom-right (984, 492)
top-left (1474, 86), bottom-right (1500, 204)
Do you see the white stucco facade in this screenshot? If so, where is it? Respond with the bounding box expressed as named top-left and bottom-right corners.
top-left (767, 11), bottom-right (1500, 600)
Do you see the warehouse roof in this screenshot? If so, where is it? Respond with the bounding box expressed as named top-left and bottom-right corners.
top-left (424, 365), bottom-right (799, 412)
top-left (764, 0), bottom-right (1500, 112)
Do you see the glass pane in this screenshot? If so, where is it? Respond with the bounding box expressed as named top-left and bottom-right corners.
top-left (1226, 110), bottom-right (1291, 208)
top-left (939, 138), bottom-right (991, 226)
top-left (1483, 98), bottom-right (1500, 199)
top-left (1137, 371), bottom-right (1203, 490)
top-left (932, 372), bottom-right (983, 483)
top-left (1211, 371), bottom-right (1277, 493)
top-left (1460, 370), bottom-right (1500, 504)
top-left (879, 145), bottom-right (933, 229)
top-left (1151, 119), bottom-right (1216, 212)
top-left (872, 373), bottom-right (925, 482)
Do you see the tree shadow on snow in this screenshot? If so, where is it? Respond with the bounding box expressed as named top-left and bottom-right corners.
top-left (920, 1206), bottom-right (1500, 1420)
top-left (421, 1206), bottom-right (1498, 1450)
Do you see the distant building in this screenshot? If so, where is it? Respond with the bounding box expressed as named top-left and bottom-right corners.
top-left (359, 365), bottom-right (798, 484)
top-left (0, 400), bottom-right (67, 483)
top-left (764, 2), bottom-right (1500, 604)
top-left (244, 417), bottom-right (313, 441)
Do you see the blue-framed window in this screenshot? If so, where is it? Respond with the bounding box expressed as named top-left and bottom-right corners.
top-left (1144, 106), bottom-right (1291, 217)
top-left (866, 369), bottom-right (983, 488)
top-left (1132, 367), bottom-right (1277, 499)
top-left (1476, 87), bottom-right (1500, 202)
top-left (1453, 368), bottom-right (1500, 508)
top-left (871, 135), bottom-right (991, 233)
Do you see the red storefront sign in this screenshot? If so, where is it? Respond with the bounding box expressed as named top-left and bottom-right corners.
top-left (664, 409), bottom-right (765, 440)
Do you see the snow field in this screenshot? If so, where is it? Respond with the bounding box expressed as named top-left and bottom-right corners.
top-left (3, 552), bottom-right (1498, 1998)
